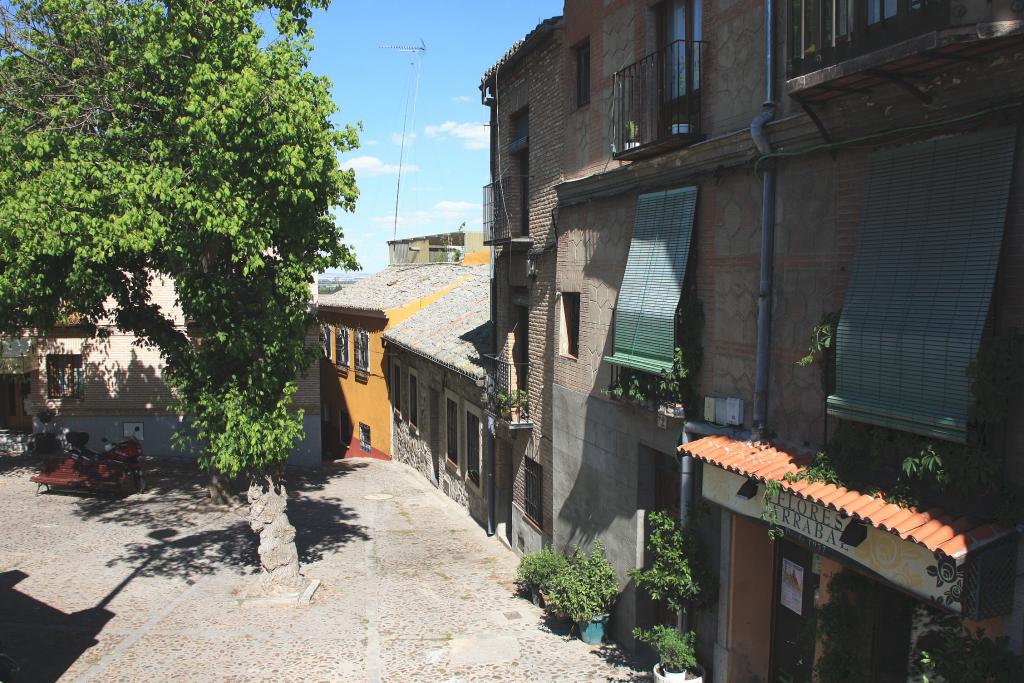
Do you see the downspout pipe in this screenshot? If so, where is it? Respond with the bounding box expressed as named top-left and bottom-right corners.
top-left (485, 85), bottom-right (498, 537)
top-left (752, 0), bottom-right (777, 442)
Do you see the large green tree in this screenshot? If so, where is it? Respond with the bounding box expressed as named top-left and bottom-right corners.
top-left (0, 0), bottom-right (359, 593)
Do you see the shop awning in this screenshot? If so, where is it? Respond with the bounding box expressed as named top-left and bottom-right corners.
top-left (682, 435), bottom-right (1018, 617)
top-left (681, 435), bottom-right (1009, 560)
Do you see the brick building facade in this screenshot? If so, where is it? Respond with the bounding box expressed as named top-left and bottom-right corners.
top-left (487, 0), bottom-right (1024, 678)
top-left (481, 17), bottom-right (566, 552)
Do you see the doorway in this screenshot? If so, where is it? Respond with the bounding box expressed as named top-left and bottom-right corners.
top-left (769, 539), bottom-right (819, 683)
top-left (428, 386), bottom-right (440, 484)
top-left (1, 374), bottom-right (32, 431)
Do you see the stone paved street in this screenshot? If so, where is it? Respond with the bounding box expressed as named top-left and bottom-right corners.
top-left (0, 455), bottom-right (647, 682)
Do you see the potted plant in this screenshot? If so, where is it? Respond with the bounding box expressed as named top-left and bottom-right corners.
top-left (546, 541), bottom-right (620, 645)
top-left (623, 120), bottom-right (640, 150)
top-left (495, 389), bottom-right (512, 419)
top-left (515, 546), bottom-right (567, 607)
top-left (628, 511), bottom-right (714, 677)
top-left (634, 626), bottom-right (703, 682)
top-left (657, 347), bottom-right (689, 419)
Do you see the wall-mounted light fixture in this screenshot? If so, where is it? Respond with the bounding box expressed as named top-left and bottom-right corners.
top-left (736, 477), bottom-right (759, 500)
top-left (840, 519), bottom-right (868, 548)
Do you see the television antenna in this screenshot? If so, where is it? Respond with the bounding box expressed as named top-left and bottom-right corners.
top-left (380, 40), bottom-right (426, 241)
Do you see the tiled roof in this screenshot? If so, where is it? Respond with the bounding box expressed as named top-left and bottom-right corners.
top-left (681, 435), bottom-right (1010, 560)
top-left (480, 16), bottom-right (562, 88)
top-left (318, 263), bottom-right (474, 315)
top-left (383, 267), bottom-right (491, 380)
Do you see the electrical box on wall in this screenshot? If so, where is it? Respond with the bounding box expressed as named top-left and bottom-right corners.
top-left (123, 422), bottom-right (144, 440)
top-left (703, 396), bottom-right (716, 423)
top-left (702, 396), bottom-right (744, 426)
top-left (724, 398), bottom-right (744, 426)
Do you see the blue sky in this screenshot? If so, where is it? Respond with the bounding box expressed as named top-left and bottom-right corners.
top-left (302, 1), bottom-right (562, 274)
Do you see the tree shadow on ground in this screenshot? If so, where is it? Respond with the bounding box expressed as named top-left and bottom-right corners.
top-left (536, 611), bottom-right (651, 680)
top-left (0, 570), bottom-right (114, 683)
top-left (100, 470), bottom-right (370, 580)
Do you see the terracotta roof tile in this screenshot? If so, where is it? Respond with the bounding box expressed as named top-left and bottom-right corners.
top-left (681, 434), bottom-right (1011, 560)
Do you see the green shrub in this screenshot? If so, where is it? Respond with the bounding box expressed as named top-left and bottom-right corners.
top-left (633, 626), bottom-right (698, 674)
top-left (546, 540), bottom-right (620, 623)
top-left (628, 510), bottom-right (714, 614)
top-left (515, 546), bottom-right (567, 593)
top-left (919, 622), bottom-right (1023, 683)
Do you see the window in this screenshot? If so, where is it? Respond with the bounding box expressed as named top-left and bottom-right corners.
top-left (827, 128), bottom-right (1016, 443)
top-left (320, 324), bottom-right (332, 360)
top-left (358, 423), bottom-right (371, 453)
top-left (446, 397), bottom-right (459, 465)
top-left (408, 371), bottom-right (419, 427)
top-left (575, 41), bottom-right (591, 107)
top-left (391, 359), bottom-right (402, 414)
top-left (510, 109), bottom-right (529, 148)
top-left (605, 187), bottom-right (697, 374)
top-left (335, 327), bottom-right (349, 368)
top-left (560, 292), bottom-right (581, 359)
top-left (517, 150), bottom-right (530, 236)
top-left (524, 457), bottom-right (543, 527)
top-left (46, 354), bottom-right (83, 399)
top-left (355, 329), bottom-right (370, 372)
top-left (466, 409), bottom-right (481, 485)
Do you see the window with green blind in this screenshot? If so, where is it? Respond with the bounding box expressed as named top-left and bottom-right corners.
top-left (827, 127), bottom-right (1017, 443)
top-left (605, 186), bottom-right (697, 375)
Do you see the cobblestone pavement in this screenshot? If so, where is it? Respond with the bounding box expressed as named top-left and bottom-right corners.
top-left (0, 454), bottom-right (648, 682)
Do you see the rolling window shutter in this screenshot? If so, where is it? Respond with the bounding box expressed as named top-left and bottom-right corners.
top-left (605, 187), bottom-right (697, 374)
top-left (827, 127), bottom-right (1017, 442)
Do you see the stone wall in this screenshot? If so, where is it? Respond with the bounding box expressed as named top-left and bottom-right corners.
top-left (388, 346), bottom-right (489, 530)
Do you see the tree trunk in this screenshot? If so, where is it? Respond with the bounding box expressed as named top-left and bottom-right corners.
top-left (207, 469), bottom-right (236, 507)
top-left (246, 474), bottom-right (303, 595)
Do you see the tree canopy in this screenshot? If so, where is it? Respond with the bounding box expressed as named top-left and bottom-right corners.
top-left (0, 0), bottom-right (359, 475)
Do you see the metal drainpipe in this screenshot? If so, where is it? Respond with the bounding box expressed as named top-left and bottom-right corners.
top-left (679, 425), bottom-right (696, 633)
top-left (751, 0), bottom-right (777, 442)
top-left (485, 87), bottom-right (498, 537)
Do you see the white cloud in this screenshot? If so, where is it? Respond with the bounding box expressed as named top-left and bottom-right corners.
top-left (370, 199), bottom-right (483, 231)
top-left (389, 131), bottom-right (417, 146)
top-left (343, 155), bottom-right (419, 177)
top-left (362, 139), bottom-right (379, 146)
top-left (451, 95), bottom-right (472, 103)
top-left (424, 121), bottom-right (489, 150)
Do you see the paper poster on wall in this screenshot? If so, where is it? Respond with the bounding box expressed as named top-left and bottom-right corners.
top-left (781, 558), bottom-right (804, 616)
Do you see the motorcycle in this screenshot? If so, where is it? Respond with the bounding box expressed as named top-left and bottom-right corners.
top-left (32, 430), bottom-right (146, 495)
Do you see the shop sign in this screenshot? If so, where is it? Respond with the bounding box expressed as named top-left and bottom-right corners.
top-left (701, 465), bottom-right (964, 612)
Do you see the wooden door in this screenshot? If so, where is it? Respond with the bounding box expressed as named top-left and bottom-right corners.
top-left (1, 375), bottom-right (32, 431)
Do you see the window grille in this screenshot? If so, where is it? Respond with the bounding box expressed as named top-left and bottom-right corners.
top-left (355, 329), bottom-right (370, 372)
top-left (524, 458), bottom-right (542, 527)
top-left (466, 411), bottom-right (480, 484)
top-left (359, 423), bottom-right (371, 453)
top-left (446, 398), bottom-right (458, 465)
top-left (335, 327), bottom-right (349, 368)
top-left (47, 354), bottom-right (83, 399)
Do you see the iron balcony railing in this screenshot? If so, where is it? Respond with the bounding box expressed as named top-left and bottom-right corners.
top-left (492, 358), bottom-right (531, 426)
top-left (789, 0), bottom-right (952, 78)
top-left (612, 40), bottom-right (705, 158)
top-left (483, 179), bottom-right (511, 243)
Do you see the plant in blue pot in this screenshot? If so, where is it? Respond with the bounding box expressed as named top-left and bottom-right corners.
top-left (546, 540), bottom-right (619, 645)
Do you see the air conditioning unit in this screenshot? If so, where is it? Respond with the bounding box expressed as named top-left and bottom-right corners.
top-left (703, 396), bottom-right (716, 423)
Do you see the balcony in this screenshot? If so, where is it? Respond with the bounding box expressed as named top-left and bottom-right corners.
top-left (612, 40), bottom-right (705, 161)
top-left (483, 180), bottom-right (532, 248)
top-left (492, 359), bottom-right (532, 430)
top-left (787, 0), bottom-right (1024, 103)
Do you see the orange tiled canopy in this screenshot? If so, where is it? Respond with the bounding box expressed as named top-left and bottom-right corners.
top-left (680, 434), bottom-right (1010, 561)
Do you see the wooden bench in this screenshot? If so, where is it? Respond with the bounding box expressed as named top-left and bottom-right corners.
top-left (31, 457), bottom-right (127, 493)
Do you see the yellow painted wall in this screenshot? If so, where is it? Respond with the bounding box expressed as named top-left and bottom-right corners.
top-left (320, 276), bottom-right (470, 458)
